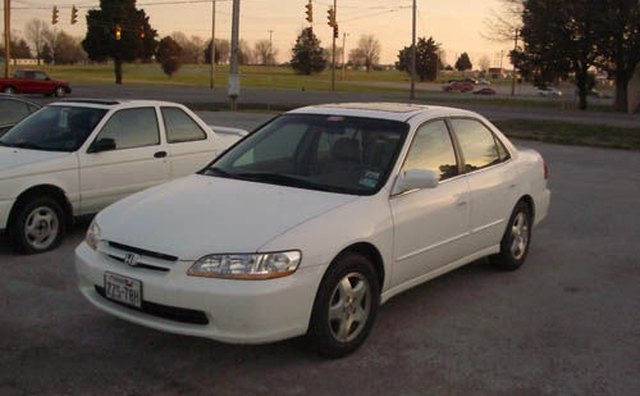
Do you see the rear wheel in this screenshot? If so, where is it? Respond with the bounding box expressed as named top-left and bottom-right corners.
top-left (490, 201), bottom-right (532, 271)
top-left (306, 252), bottom-right (380, 358)
top-left (10, 197), bottom-right (66, 254)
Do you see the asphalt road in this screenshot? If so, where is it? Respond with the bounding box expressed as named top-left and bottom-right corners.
top-left (1, 114), bottom-right (639, 395)
top-left (29, 84), bottom-right (640, 128)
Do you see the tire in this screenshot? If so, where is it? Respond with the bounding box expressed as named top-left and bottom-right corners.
top-left (306, 252), bottom-right (380, 358)
top-left (54, 86), bottom-right (66, 97)
top-left (3, 86), bottom-right (15, 94)
top-left (10, 196), bottom-right (66, 254)
top-left (490, 201), bottom-right (532, 271)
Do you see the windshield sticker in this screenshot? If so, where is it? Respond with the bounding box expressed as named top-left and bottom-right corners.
top-left (358, 170), bottom-right (380, 188)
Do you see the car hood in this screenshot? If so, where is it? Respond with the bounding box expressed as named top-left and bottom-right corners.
top-left (97, 174), bottom-right (359, 260)
top-left (0, 146), bottom-right (71, 177)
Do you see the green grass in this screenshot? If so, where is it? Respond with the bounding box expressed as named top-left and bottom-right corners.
top-left (493, 119), bottom-right (640, 150)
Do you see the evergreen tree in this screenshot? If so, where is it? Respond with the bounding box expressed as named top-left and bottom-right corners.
top-left (455, 52), bottom-right (473, 71)
top-left (396, 37), bottom-right (442, 82)
top-left (156, 36), bottom-right (183, 77)
top-left (290, 28), bottom-right (326, 75)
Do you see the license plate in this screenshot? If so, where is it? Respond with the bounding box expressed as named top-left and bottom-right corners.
top-left (104, 272), bottom-right (142, 308)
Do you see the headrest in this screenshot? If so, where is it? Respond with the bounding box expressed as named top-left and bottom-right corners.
top-left (331, 138), bottom-right (360, 162)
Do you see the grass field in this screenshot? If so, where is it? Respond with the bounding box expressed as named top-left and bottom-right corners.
top-left (494, 120), bottom-right (640, 150)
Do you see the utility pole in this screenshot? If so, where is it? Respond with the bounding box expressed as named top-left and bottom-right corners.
top-left (267, 29), bottom-right (274, 110)
top-left (209, 0), bottom-right (216, 89)
top-left (229, 0), bottom-right (240, 111)
top-left (3, 0), bottom-right (10, 79)
top-left (511, 29), bottom-right (519, 97)
top-left (331, 0), bottom-right (337, 91)
top-left (341, 32), bottom-right (348, 81)
top-left (410, 0), bottom-right (416, 100)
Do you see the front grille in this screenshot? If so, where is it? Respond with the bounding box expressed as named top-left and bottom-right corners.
top-left (108, 241), bottom-right (178, 262)
top-left (95, 286), bottom-right (209, 325)
top-left (106, 254), bottom-right (170, 272)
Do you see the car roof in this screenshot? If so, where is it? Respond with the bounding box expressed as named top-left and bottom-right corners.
top-left (48, 99), bottom-right (185, 110)
top-left (288, 102), bottom-right (478, 122)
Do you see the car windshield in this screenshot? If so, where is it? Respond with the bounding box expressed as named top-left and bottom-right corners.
top-left (0, 105), bottom-right (107, 152)
top-left (204, 114), bottom-right (409, 195)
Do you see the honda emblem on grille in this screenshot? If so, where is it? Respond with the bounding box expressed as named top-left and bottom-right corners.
top-left (124, 253), bottom-right (140, 267)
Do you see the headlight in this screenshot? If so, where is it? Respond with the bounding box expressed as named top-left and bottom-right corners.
top-left (85, 219), bottom-right (101, 250)
top-left (187, 251), bottom-right (302, 280)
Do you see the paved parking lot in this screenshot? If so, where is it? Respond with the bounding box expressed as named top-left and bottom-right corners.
top-left (1, 114), bottom-right (639, 395)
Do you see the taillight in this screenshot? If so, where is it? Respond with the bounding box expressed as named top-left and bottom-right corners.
top-left (543, 159), bottom-right (549, 180)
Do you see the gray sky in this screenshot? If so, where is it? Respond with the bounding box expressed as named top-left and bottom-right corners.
top-left (5, 0), bottom-right (514, 67)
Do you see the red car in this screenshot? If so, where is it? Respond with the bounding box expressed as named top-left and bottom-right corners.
top-left (473, 87), bottom-right (497, 95)
top-left (0, 69), bottom-right (71, 97)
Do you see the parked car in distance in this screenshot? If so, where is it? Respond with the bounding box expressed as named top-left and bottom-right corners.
top-left (0, 69), bottom-right (71, 97)
top-left (477, 78), bottom-right (492, 85)
top-left (473, 87), bottom-right (496, 96)
top-left (0, 94), bottom-right (41, 137)
top-left (76, 102), bottom-right (551, 358)
top-left (462, 78), bottom-right (479, 84)
top-left (443, 81), bottom-right (475, 93)
top-left (537, 87), bottom-right (563, 98)
top-left (0, 99), bottom-right (246, 254)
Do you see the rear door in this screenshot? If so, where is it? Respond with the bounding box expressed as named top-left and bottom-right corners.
top-left (448, 118), bottom-right (520, 252)
top-left (390, 119), bottom-right (471, 287)
top-left (32, 71), bottom-right (52, 94)
top-left (161, 106), bottom-right (220, 178)
top-left (78, 107), bottom-right (170, 214)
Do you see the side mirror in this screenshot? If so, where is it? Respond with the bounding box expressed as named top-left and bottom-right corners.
top-left (392, 169), bottom-right (439, 195)
top-left (88, 138), bottom-right (116, 153)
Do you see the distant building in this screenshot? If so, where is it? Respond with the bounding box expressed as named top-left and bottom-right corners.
top-left (487, 67), bottom-right (507, 80)
top-left (629, 64), bottom-right (640, 114)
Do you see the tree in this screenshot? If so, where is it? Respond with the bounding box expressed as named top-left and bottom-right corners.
top-left (238, 39), bottom-right (254, 65)
top-left (204, 38), bottom-right (230, 65)
top-left (595, 0), bottom-right (640, 112)
top-left (455, 52), bottom-right (473, 71)
top-left (396, 36), bottom-right (442, 82)
top-left (41, 43), bottom-right (53, 64)
top-left (290, 28), bottom-right (326, 75)
top-left (478, 55), bottom-right (491, 72)
top-left (11, 38), bottom-right (32, 59)
top-left (483, 0), bottom-right (524, 43)
top-left (156, 36), bottom-right (183, 77)
top-left (516, 0), bottom-right (601, 109)
top-left (82, 0), bottom-right (158, 84)
top-left (53, 32), bottom-right (87, 64)
top-left (24, 19), bottom-right (48, 62)
top-left (171, 32), bottom-right (204, 64)
top-left (349, 34), bottom-right (381, 72)
top-left (254, 39), bottom-right (277, 65)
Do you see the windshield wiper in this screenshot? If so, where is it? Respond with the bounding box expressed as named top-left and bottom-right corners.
top-left (5, 141), bottom-right (44, 151)
top-left (234, 171), bottom-right (323, 189)
top-left (203, 166), bottom-right (237, 179)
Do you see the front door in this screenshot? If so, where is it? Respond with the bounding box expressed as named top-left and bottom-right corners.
top-left (78, 107), bottom-right (170, 214)
top-left (390, 119), bottom-right (471, 287)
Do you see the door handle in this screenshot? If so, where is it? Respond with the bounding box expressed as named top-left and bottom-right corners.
top-left (154, 151), bottom-right (167, 158)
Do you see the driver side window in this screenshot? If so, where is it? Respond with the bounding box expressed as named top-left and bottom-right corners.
top-left (92, 108), bottom-right (159, 150)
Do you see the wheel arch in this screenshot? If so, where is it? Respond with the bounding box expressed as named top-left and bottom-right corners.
top-left (8, 184), bottom-right (73, 230)
top-left (332, 242), bottom-right (385, 290)
top-left (518, 194), bottom-right (535, 222)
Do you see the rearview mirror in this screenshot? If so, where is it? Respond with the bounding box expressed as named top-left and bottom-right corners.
top-left (88, 138), bottom-right (116, 153)
top-left (392, 169), bottom-right (439, 195)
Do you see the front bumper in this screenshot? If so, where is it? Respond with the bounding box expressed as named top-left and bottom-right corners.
top-left (75, 242), bottom-right (324, 344)
top-left (0, 198), bottom-right (14, 230)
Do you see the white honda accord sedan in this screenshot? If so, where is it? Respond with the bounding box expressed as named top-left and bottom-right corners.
top-left (75, 103), bottom-right (550, 357)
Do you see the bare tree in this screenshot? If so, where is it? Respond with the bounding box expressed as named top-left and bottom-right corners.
top-left (254, 39), bottom-right (278, 65)
top-left (349, 34), bottom-right (381, 72)
top-left (171, 32), bottom-right (204, 64)
top-left (478, 55), bottom-right (491, 71)
top-left (25, 19), bottom-right (49, 63)
top-left (483, 0), bottom-right (523, 43)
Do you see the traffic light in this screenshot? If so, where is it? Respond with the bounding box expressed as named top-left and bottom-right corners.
top-left (333, 25), bottom-right (339, 39)
top-left (327, 7), bottom-right (336, 28)
top-left (115, 24), bottom-right (122, 41)
top-left (71, 5), bottom-right (78, 25)
top-left (305, 2), bottom-right (313, 23)
top-left (52, 6), bottom-right (59, 25)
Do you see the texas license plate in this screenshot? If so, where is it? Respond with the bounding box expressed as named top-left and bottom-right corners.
top-left (104, 272), bottom-right (142, 308)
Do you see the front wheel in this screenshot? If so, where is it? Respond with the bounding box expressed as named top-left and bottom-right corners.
top-left (490, 201), bottom-right (532, 271)
top-left (54, 86), bottom-right (66, 97)
top-left (306, 253), bottom-right (380, 358)
top-left (10, 197), bottom-right (66, 254)
top-left (3, 86), bottom-right (15, 94)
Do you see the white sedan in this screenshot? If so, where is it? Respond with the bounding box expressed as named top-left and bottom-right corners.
top-left (0, 99), bottom-right (245, 253)
top-left (75, 103), bottom-right (550, 357)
